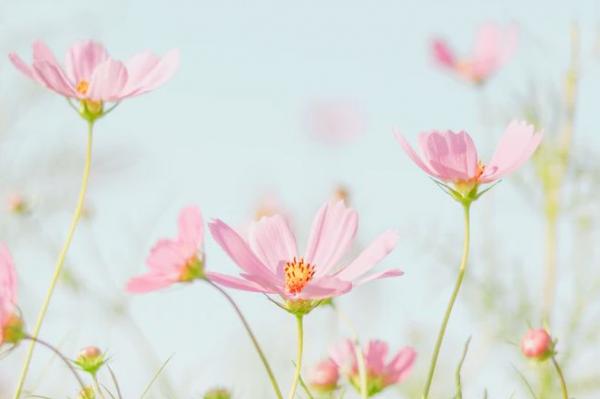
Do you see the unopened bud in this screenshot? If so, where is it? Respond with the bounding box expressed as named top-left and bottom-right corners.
top-left (1, 313), bottom-right (25, 345)
top-left (77, 386), bottom-right (95, 399)
top-left (308, 358), bottom-right (339, 392)
top-left (521, 328), bottom-right (553, 360)
top-left (75, 346), bottom-right (105, 374)
top-left (203, 387), bottom-right (231, 399)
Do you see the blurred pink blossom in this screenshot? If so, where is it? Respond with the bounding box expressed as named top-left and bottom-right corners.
top-left (396, 120), bottom-right (542, 186)
top-left (305, 100), bottom-right (367, 145)
top-left (521, 328), bottom-right (553, 360)
top-left (208, 200), bottom-right (402, 301)
top-left (432, 23), bottom-right (518, 84)
top-left (0, 244), bottom-right (20, 346)
top-left (9, 40), bottom-right (179, 102)
top-left (308, 358), bottom-right (339, 392)
top-left (330, 339), bottom-right (416, 395)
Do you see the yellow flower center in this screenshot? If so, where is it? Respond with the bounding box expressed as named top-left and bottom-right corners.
top-left (178, 256), bottom-right (204, 282)
top-left (76, 80), bottom-right (89, 95)
top-left (284, 257), bottom-right (315, 294)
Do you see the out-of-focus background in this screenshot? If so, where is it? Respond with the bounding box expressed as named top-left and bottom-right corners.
top-left (1, 1), bottom-right (600, 398)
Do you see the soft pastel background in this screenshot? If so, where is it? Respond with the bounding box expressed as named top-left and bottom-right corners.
top-left (1, 1), bottom-right (600, 398)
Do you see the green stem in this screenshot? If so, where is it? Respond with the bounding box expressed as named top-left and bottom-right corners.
top-left (552, 355), bottom-right (569, 399)
top-left (23, 336), bottom-right (86, 392)
top-left (422, 203), bottom-right (471, 399)
top-left (93, 374), bottom-right (108, 399)
top-left (288, 315), bottom-right (304, 399)
top-left (205, 279), bottom-right (283, 399)
top-left (13, 122), bottom-right (94, 399)
top-left (353, 341), bottom-right (368, 399)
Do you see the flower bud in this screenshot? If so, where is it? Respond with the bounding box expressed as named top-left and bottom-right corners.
top-left (77, 386), bottom-right (95, 399)
top-left (521, 328), bottom-right (553, 360)
top-left (203, 387), bottom-right (231, 399)
top-left (75, 346), bottom-right (105, 375)
top-left (1, 313), bottom-right (25, 345)
top-left (308, 358), bottom-right (339, 392)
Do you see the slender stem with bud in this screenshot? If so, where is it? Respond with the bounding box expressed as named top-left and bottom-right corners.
top-left (422, 202), bottom-right (471, 399)
top-left (13, 122), bottom-right (94, 399)
top-left (288, 315), bottom-right (304, 399)
top-left (205, 279), bottom-right (283, 399)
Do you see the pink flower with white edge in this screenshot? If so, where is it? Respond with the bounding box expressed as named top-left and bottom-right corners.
top-left (521, 328), bottom-right (553, 361)
top-left (9, 40), bottom-right (179, 120)
top-left (308, 358), bottom-right (340, 392)
top-left (396, 120), bottom-right (542, 202)
top-left (208, 200), bottom-right (402, 314)
top-left (432, 23), bottom-right (518, 85)
top-left (127, 206), bottom-right (208, 293)
top-left (330, 339), bottom-right (416, 397)
top-left (0, 244), bottom-right (24, 346)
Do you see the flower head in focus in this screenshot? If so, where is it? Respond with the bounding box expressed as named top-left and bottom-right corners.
top-left (208, 200), bottom-right (402, 315)
top-left (330, 339), bottom-right (416, 397)
top-left (0, 244), bottom-right (24, 346)
top-left (432, 23), bottom-right (518, 85)
top-left (9, 40), bottom-right (179, 122)
top-left (396, 120), bottom-right (543, 204)
top-left (126, 206), bottom-right (206, 293)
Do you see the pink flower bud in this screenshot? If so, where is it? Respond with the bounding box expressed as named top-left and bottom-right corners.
top-left (75, 346), bottom-right (105, 374)
top-left (521, 328), bottom-right (553, 360)
top-left (308, 358), bottom-right (339, 392)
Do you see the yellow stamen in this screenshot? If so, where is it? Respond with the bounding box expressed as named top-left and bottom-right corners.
top-left (76, 80), bottom-right (89, 95)
top-left (284, 257), bottom-right (315, 295)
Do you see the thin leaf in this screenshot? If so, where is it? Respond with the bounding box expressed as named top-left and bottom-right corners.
top-left (512, 365), bottom-right (538, 399)
top-left (454, 336), bottom-right (472, 399)
top-left (140, 354), bottom-right (174, 399)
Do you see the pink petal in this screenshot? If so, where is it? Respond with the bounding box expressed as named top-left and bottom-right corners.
top-left (126, 273), bottom-right (177, 294)
top-left (354, 268), bottom-right (404, 286)
top-left (330, 339), bottom-right (358, 375)
top-left (384, 347), bottom-right (416, 385)
top-left (178, 206), bottom-right (204, 251)
top-left (472, 23), bottom-right (518, 78)
top-left (336, 230), bottom-right (398, 282)
top-left (394, 132), bottom-right (441, 178)
top-left (65, 40), bottom-right (109, 83)
top-left (32, 41), bottom-right (58, 64)
top-left (480, 120), bottom-right (543, 182)
top-left (420, 131), bottom-right (479, 182)
top-left (87, 59), bottom-right (128, 101)
top-left (0, 244), bottom-right (17, 313)
top-left (32, 61), bottom-right (77, 97)
top-left (305, 201), bottom-right (358, 277)
top-left (431, 38), bottom-right (456, 68)
top-left (8, 53), bottom-right (35, 79)
top-left (121, 49), bottom-right (180, 98)
top-left (206, 272), bottom-right (273, 293)
top-left (365, 340), bottom-right (389, 375)
top-left (298, 276), bottom-right (352, 300)
top-left (208, 219), bottom-right (278, 284)
top-left (248, 214), bottom-right (297, 272)
top-left (146, 239), bottom-right (189, 273)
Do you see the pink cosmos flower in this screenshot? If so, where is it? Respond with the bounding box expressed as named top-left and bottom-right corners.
top-left (305, 100), bottom-right (366, 145)
top-left (0, 244), bottom-right (19, 346)
top-left (331, 339), bottom-right (416, 395)
top-left (126, 206), bottom-right (207, 293)
top-left (432, 23), bottom-right (518, 84)
top-left (521, 328), bottom-right (553, 360)
top-left (208, 200), bottom-right (402, 302)
top-left (396, 120), bottom-right (542, 188)
top-left (308, 358), bottom-right (340, 392)
top-left (9, 40), bottom-right (179, 103)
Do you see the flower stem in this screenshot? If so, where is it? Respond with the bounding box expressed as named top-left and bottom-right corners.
top-left (23, 335), bottom-right (86, 392)
top-left (422, 202), bottom-right (471, 399)
top-left (551, 355), bottom-right (569, 399)
top-left (93, 373), bottom-right (108, 399)
top-left (13, 121), bottom-right (94, 399)
top-left (205, 279), bottom-right (283, 399)
top-left (288, 315), bottom-right (304, 399)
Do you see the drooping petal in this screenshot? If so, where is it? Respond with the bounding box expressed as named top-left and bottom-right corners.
top-left (8, 53), bottom-right (35, 79)
top-left (32, 61), bottom-right (77, 97)
top-left (420, 131), bottom-right (479, 182)
top-left (208, 219), bottom-right (278, 284)
top-left (121, 49), bottom-right (180, 98)
top-left (394, 132), bottom-right (441, 178)
top-left (431, 38), bottom-right (456, 68)
top-left (126, 273), bottom-right (177, 293)
top-left (384, 347), bottom-right (416, 385)
top-left (480, 120), bottom-right (543, 183)
top-left (298, 276), bottom-right (352, 300)
top-left (178, 206), bottom-right (204, 252)
top-left (65, 40), bottom-right (109, 83)
top-left (353, 268), bottom-right (404, 286)
top-left (87, 59), bottom-right (129, 101)
top-left (336, 230), bottom-right (398, 282)
top-left (248, 214), bottom-right (297, 272)
top-left (206, 272), bottom-right (274, 293)
top-left (305, 201), bottom-right (358, 276)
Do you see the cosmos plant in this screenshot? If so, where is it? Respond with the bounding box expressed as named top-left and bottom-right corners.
top-left (0, 28), bottom-right (577, 399)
